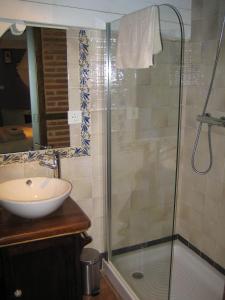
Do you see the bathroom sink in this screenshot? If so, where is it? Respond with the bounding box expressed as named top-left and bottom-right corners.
top-left (0, 177), bottom-right (72, 219)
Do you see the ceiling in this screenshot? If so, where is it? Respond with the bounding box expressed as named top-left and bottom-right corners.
top-left (20, 0), bottom-right (191, 15)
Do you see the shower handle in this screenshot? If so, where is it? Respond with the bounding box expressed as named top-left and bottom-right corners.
top-left (196, 114), bottom-right (225, 127)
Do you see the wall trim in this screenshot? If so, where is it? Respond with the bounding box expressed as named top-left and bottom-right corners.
top-left (176, 234), bottom-right (225, 276)
top-left (112, 235), bottom-right (174, 256)
top-left (109, 234), bottom-right (225, 276)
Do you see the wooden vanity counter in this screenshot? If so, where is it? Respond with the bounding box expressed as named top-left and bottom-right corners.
top-left (0, 197), bottom-right (91, 247)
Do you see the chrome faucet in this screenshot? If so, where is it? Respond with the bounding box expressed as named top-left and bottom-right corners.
top-left (39, 150), bottom-right (61, 178)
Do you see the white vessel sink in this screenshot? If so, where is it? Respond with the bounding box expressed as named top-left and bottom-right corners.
top-left (0, 177), bottom-right (72, 219)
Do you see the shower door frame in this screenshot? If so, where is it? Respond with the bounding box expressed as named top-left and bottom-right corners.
top-left (105, 5), bottom-right (185, 299)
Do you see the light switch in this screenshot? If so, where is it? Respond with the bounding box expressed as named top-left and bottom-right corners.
top-left (68, 110), bottom-right (82, 124)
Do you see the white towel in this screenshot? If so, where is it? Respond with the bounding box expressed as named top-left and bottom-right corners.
top-left (116, 6), bottom-right (162, 69)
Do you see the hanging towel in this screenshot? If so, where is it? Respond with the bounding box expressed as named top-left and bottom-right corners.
top-left (116, 6), bottom-right (162, 69)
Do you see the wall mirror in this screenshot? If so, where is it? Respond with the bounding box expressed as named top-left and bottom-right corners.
top-left (0, 23), bottom-right (90, 159)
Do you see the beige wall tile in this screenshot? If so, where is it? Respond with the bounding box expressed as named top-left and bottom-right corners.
top-left (177, 0), bottom-right (225, 268)
top-left (0, 163), bottom-right (25, 183)
top-left (24, 161), bottom-right (53, 178)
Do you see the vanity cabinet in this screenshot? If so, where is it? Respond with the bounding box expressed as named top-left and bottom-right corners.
top-left (0, 198), bottom-right (91, 300)
top-left (0, 235), bottom-right (84, 300)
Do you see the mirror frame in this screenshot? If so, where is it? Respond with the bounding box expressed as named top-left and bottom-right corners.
top-left (0, 26), bottom-right (90, 165)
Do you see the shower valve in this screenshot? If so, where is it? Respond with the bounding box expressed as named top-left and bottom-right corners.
top-left (197, 114), bottom-right (225, 127)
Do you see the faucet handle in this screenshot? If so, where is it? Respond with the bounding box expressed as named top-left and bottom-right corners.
top-left (53, 149), bottom-right (60, 156)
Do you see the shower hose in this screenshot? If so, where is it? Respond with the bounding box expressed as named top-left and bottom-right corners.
top-left (191, 15), bottom-right (225, 174)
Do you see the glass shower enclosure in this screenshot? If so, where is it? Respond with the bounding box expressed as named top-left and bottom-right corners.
top-left (106, 5), bottom-right (183, 300)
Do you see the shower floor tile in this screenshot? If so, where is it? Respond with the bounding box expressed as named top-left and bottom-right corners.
top-left (112, 243), bottom-right (171, 300)
top-left (112, 241), bottom-right (225, 300)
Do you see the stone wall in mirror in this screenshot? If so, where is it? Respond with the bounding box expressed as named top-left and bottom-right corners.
top-left (0, 25), bottom-right (90, 164)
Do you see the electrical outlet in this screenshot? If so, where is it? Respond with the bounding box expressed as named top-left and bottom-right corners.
top-left (68, 110), bottom-right (82, 124)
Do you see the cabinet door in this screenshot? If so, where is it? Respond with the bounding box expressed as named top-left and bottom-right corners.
top-left (0, 235), bottom-right (82, 300)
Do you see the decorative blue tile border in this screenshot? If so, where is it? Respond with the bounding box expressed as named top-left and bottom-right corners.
top-left (78, 29), bottom-right (90, 155)
top-left (0, 29), bottom-right (90, 166)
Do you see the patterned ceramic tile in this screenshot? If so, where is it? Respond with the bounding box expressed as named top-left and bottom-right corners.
top-left (0, 30), bottom-right (90, 166)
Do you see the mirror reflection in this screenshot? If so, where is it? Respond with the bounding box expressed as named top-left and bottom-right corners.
top-left (0, 26), bottom-right (70, 154)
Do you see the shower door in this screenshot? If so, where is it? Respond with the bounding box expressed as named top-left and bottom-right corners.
top-left (106, 5), bottom-right (183, 300)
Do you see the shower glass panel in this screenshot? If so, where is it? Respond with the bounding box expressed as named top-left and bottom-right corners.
top-left (107, 5), bottom-right (183, 300)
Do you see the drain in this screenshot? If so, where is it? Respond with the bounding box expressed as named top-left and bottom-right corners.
top-left (132, 272), bottom-right (144, 279)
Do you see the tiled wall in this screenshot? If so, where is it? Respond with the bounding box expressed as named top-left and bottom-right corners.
top-left (177, 0), bottom-right (225, 269)
top-left (65, 28), bottom-right (106, 252)
top-left (110, 21), bottom-right (181, 250)
top-left (0, 28), bottom-right (106, 253)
